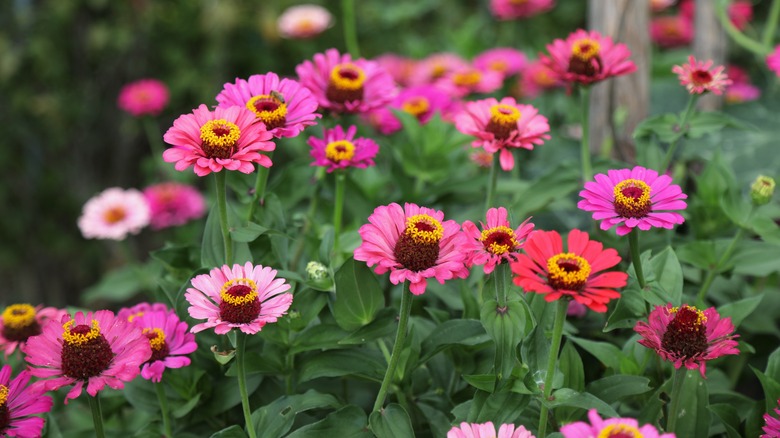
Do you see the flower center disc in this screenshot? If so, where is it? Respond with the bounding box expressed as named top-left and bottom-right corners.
top-left (452, 70), bottom-right (481, 87)
top-left (597, 424), bottom-right (644, 438)
top-left (326, 63), bottom-right (366, 103)
top-left (547, 252), bottom-right (591, 290)
top-left (325, 140), bottom-right (356, 162)
top-left (0, 384), bottom-right (8, 431)
top-left (661, 305), bottom-right (708, 359)
top-left (200, 119), bottom-right (241, 159)
top-left (568, 38), bottom-right (602, 76)
top-left (480, 226), bottom-right (518, 255)
top-left (613, 179), bottom-right (652, 218)
top-left (143, 328), bottom-right (170, 363)
top-left (401, 97), bottom-right (430, 119)
top-left (393, 214), bottom-right (444, 272)
top-left (1, 304), bottom-right (41, 343)
top-left (489, 60), bottom-right (508, 72)
top-left (691, 69), bottom-right (714, 87)
top-left (486, 104), bottom-right (521, 140)
top-left (61, 320), bottom-right (115, 380)
top-left (246, 94), bottom-right (288, 130)
top-left (219, 279), bottom-right (261, 324)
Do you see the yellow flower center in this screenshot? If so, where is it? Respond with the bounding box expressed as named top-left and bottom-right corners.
top-left (127, 311), bottom-right (144, 323)
top-left (571, 38), bottom-right (601, 61)
top-left (143, 328), bottom-right (167, 351)
top-left (200, 119), bottom-right (241, 158)
top-left (401, 97), bottom-right (430, 118)
top-left (613, 179), bottom-right (652, 218)
top-left (547, 253), bottom-right (591, 290)
top-left (220, 278), bottom-right (259, 306)
top-left (0, 384), bottom-right (7, 407)
top-left (404, 214), bottom-right (444, 245)
top-left (489, 60), bottom-right (509, 72)
top-left (597, 424), bottom-right (644, 438)
top-left (2, 304), bottom-right (36, 329)
top-left (510, 0), bottom-right (528, 4)
top-left (294, 18), bottom-right (316, 34)
top-left (486, 104), bottom-right (521, 140)
top-left (246, 94), bottom-right (288, 130)
top-left (62, 320), bottom-right (101, 346)
top-left (453, 70), bottom-right (482, 87)
top-left (480, 226), bottom-right (518, 255)
top-left (534, 69), bottom-right (556, 87)
top-left (103, 206), bottom-right (127, 225)
top-left (329, 63), bottom-right (366, 91)
top-left (669, 305), bottom-right (707, 325)
top-left (325, 140), bottom-right (356, 162)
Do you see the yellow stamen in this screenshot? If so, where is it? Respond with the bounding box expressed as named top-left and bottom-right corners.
top-left (480, 226), bottom-right (518, 255)
top-left (62, 320), bottom-right (101, 346)
top-left (0, 384), bottom-right (8, 407)
top-left (329, 64), bottom-right (366, 91)
top-left (597, 424), bottom-right (644, 438)
top-left (453, 70), bottom-right (482, 87)
top-left (103, 207), bottom-right (127, 225)
top-left (547, 253), bottom-right (591, 288)
top-left (127, 311), bottom-right (144, 323)
top-left (246, 94), bottom-right (288, 125)
top-left (2, 304), bottom-right (36, 329)
top-left (220, 278), bottom-right (259, 306)
top-left (404, 214), bottom-right (444, 245)
top-left (325, 140), bottom-right (356, 162)
top-left (200, 119), bottom-right (241, 149)
top-left (490, 104), bottom-right (521, 125)
top-left (489, 60), bottom-right (508, 72)
top-left (613, 179), bottom-right (651, 211)
top-left (571, 38), bottom-right (601, 61)
top-left (401, 97), bottom-right (430, 118)
top-left (669, 305), bottom-right (707, 325)
top-left (143, 328), bottom-right (166, 351)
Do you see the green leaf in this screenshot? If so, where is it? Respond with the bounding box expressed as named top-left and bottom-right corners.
top-left (559, 341), bottom-right (585, 392)
top-left (510, 162), bottom-right (581, 217)
top-left (210, 345), bottom-right (235, 365)
top-left (605, 285), bottom-right (645, 332)
top-left (646, 247), bottom-right (683, 306)
top-left (633, 113), bottom-right (679, 143)
top-left (754, 367), bottom-right (780, 413)
top-left (672, 370), bottom-right (710, 438)
top-left (708, 404), bottom-right (742, 438)
top-left (686, 111), bottom-right (751, 139)
top-left (677, 241), bottom-right (719, 271)
top-left (230, 222), bottom-right (271, 242)
top-left (251, 390), bottom-right (340, 438)
top-left (204, 374), bottom-right (262, 414)
top-left (82, 264), bottom-right (150, 303)
top-left (333, 258), bottom-right (385, 331)
top-left (468, 391), bottom-right (530, 424)
top-left (286, 405), bottom-right (371, 438)
top-left (717, 294), bottom-right (764, 329)
top-left (419, 319), bottom-right (489, 364)
top-left (339, 308), bottom-right (398, 345)
top-left (481, 298), bottom-right (534, 384)
top-left (209, 425), bottom-right (248, 438)
top-left (172, 393), bottom-right (201, 418)
top-left (586, 375), bottom-right (651, 403)
top-left (731, 241), bottom-right (780, 276)
top-left (290, 323), bottom-right (350, 354)
top-left (568, 336), bottom-right (625, 371)
top-left (201, 207), bottom-right (252, 267)
top-left (369, 404), bottom-right (415, 438)
top-left (123, 378), bottom-right (160, 413)
top-left (546, 388), bottom-right (618, 418)
top-left (298, 349), bottom-right (385, 383)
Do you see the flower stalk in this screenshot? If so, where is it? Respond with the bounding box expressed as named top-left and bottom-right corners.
top-left (88, 394), bottom-right (107, 438)
top-left (155, 381), bottom-right (174, 437)
top-left (333, 171), bottom-right (347, 257)
top-left (236, 332), bottom-right (258, 438)
top-left (372, 282), bottom-right (413, 412)
top-left (341, 0), bottom-right (360, 58)
top-left (246, 152), bottom-right (274, 223)
top-left (215, 172), bottom-right (234, 265)
top-left (486, 153), bottom-right (500, 212)
top-left (537, 299), bottom-right (568, 438)
top-left (666, 367), bottom-right (687, 433)
top-left (579, 86), bottom-right (592, 183)
top-left (628, 230), bottom-right (646, 290)
top-left (660, 94), bottom-right (698, 172)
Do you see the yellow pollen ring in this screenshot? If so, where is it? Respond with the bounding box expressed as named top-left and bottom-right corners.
top-left (0, 384), bottom-right (8, 407)
top-left (490, 104), bottom-right (521, 125)
top-left (246, 94), bottom-right (288, 123)
top-left (401, 97), bottom-right (430, 117)
top-left (103, 207), bottom-right (127, 225)
top-left (453, 70), bottom-right (482, 87)
top-left (547, 253), bottom-right (591, 287)
top-left (613, 179), bottom-right (651, 208)
top-left (325, 140), bottom-right (356, 162)
top-left (200, 119), bottom-right (241, 148)
top-left (143, 328), bottom-right (167, 351)
top-left (404, 214), bottom-right (444, 245)
top-left (571, 38), bottom-right (601, 61)
top-left (127, 311), bottom-right (144, 323)
top-left (669, 305), bottom-right (708, 325)
top-left (62, 320), bottom-right (101, 346)
top-left (480, 226), bottom-right (518, 255)
top-left (220, 278), bottom-right (259, 306)
top-left (329, 63), bottom-right (366, 91)
top-left (2, 304), bottom-right (36, 329)
top-left (489, 60), bottom-right (508, 72)
top-left (597, 424), bottom-right (644, 438)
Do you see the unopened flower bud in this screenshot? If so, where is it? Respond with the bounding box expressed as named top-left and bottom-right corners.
top-left (751, 175), bottom-right (775, 206)
top-left (306, 261), bottom-right (329, 281)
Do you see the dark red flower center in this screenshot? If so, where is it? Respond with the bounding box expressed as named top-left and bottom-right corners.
top-left (219, 281), bottom-right (262, 324)
top-left (200, 119), bottom-right (241, 159)
top-left (393, 214), bottom-right (443, 272)
top-left (61, 321), bottom-right (115, 380)
top-left (568, 38), bottom-right (603, 77)
top-left (1, 304), bottom-right (41, 343)
top-left (691, 69), bottom-right (713, 86)
top-left (546, 253), bottom-right (591, 291)
top-left (144, 328), bottom-right (170, 363)
top-left (246, 93), bottom-right (288, 130)
top-left (613, 179), bottom-right (652, 219)
top-left (480, 226), bottom-right (518, 255)
top-left (485, 104), bottom-right (521, 140)
top-left (0, 384), bottom-right (8, 433)
top-left (326, 63), bottom-right (366, 104)
top-left (661, 305), bottom-right (708, 359)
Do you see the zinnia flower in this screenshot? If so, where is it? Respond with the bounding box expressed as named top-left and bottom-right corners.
top-left (766, 45), bottom-right (780, 77)
top-left (295, 48), bottom-right (397, 114)
top-left (435, 67), bottom-right (503, 98)
top-left (277, 4), bottom-right (333, 39)
top-left (561, 409), bottom-right (675, 438)
top-left (308, 125), bottom-right (379, 172)
top-left (118, 303), bottom-right (197, 383)
top-left (375, 53), bottom-right (417, 87)
top-left (455, 97), bottom-right (550, 171)
top-left (651, 0), bottom-right (677, 11)
top-left (474, 48), bottom-right (527, 78)
top-left (672, 55), bottom-right (732, 95)
top-left (725, 82), bottom-right (760, 104)
top-left (77, 187), bottom-right (151, 240)
top-left (489, 0), bottom-right (555, 20)
top-left (448, 421), bottom-right (535, 438)
top-left (577, 166), bottom-right (687, 236)
top-left (185, 262), bottom-right (293, 335)
top-left (215, 73), bottom-right (321, 138)
top-left (763, 399), bottom-right (780, 438)
top-left (650, 15), bottom-right (693, 48)
top-left (354, 203), bottom-right (469, 295)
top-left (515, 59), bottom-right (562, 100)
top-left (362, 85), bottom-right (452, 135)
top-left (163, 104), bottom-right (275, 176)
top-left (510, 229), bottom-right (627, 312)
top-left (634, 304), bottom-right (739, 377)
top-left (540, 29), bottom-right (637, 86)
top-left (22, 310), bottom-right (152, 403)
top-left (143, 182), bottom-right (206, 230)
top-left (0, 365), bottom-right (53, 438)
top-left (117, 79), bottom-right (169, 117)
top-left (0, 304), bottom-right (66, 358)
top-left (461, 207), bottom-right (534, 274)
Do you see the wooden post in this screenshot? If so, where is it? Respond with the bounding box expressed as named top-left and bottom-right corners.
top-left (694, 0), bottom-right (728, 110)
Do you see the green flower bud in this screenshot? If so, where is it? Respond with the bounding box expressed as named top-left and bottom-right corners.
top-left (750, 175), bottom-right (775, 206)
top-left (306, 261), bottom-right (329, 281)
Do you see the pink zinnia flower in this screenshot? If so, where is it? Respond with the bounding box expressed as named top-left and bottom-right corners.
top-left (277, 4), bottom-right (333, 39)
top-left (651, 0), bottom-right (677, 12)
top-left (578, 166), bottom-right (688, 236)
top-left (561, 409), bottom-right (675, 438)
top-left (0, 365), bottom-right (53, 438)
top-left (728, 0), bottom-right (753, 31)
top-left (0, 304), bottom-right (66, 358)
top-left (767, 45), bottom-right (780, 77)
top-left (515, 59), bottom-right (562, 100)
top-left (143, 182), bottom-right (206, 230)
top-left (567, 300), bottom-right (588, 318)
top-left (650, 15), bottom-right (693, 48)
top-left (763, 399), bottom-right (780, 438)
top-left (455, 97), bottom-right (550, 171)
top-left (163, 104), bottom-right (275, 176)
top-left (470, 150), bottom-right (494, 168)
top-left (117, 79), bottom-right (169, 117)
top-left (489, 0), bottom-right (555, 20)
top-left (435, 66), bottom-right (503, 98)
top-left (510, 229), bottom-right (628, 313)
top-left (448, 421), bottom-right (535, 438)
top-left (118, 303), bottom-right (197, 383)
top-left (77, 187), bottom-right (151, 240)
top-left (375, 53), bottom-right (417, 87)
top-left (354, 203), bottom-right (469, 295)
top-left (215, 73), bottom-right (321, 138)
top-left (408, 53), bottom-right (469, 86)
top-left (461, 207), bottom-right (534, 274)
top-left (635, 304), bottom-right (739, 377)
top-left (726, 82), bottom-right (761, 104)
top-left (474, 48), bottom-right (528, 78)
top-left (726, 65), bottom-right (750, 84)
top-left (185, 262), bottom-right (293, 335)
top-left (362, 85), bottom-right (453, 135)
top-left (22, 310), bottom-right (152, 403)
top-left (308, 125), bottom-right (379, 172)
top-left (295, 48), bottom-right (397, 114)
top-left (540, 29), bottom-right (637, 86)
top-left (672, 55), bottom-right (732, 95)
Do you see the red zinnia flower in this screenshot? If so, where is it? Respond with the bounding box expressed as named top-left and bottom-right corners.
top-left (672, 56), bottom-right (732, 95)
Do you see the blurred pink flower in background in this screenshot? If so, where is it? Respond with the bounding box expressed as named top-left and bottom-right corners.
top-left (78, 187), bottom-right (151, 240)
top-left (672, 55), bottom-right (732, 95)
top-left (680, 0), bottom-right (753, 30)
top-left (650, 15), bottom-right (693, 48)
top-left (541, 29), bottom-right (636, 86)
top-left (726, 65), bottom-right (750, 84)
top-left (473, 48), bottom-right (527, 78)
top-left (0, 365), bottom-right (53, 437)
top-left (362, 85), bottom-right (453, 135)
top-left (308, 125), bottom-right (379, 172)
top-left (767, 45), bottom-right (780, 77)
top-left (277, 4), bottom-right (333, 39)
top-left (651, 0), bottom-right (677, 12)
top-left (143, 182), bottom-right (206, 230)
top-left (375, 53), bottom-right (417, 87)
top-left (435, 66), bottom-right (503, 98)
top-left (0, 304), bottom-right (67, 358)
top-left (489, 0), bottom-right (555, 20)
top-left (515, 59), bottom-right (562, 99)
top-left (117, 79), bottom-right (169, 117)
top-left (408, 53), bottom-right (469, 86)
top-left (726, 82), bottom-right (760, 104)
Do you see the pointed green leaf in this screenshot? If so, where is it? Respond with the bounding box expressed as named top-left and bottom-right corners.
top-left (369, 404), bottom-right (415, 438)
top-left (333, 258), bottom-right (385, 331)
top-left (286, 405), bottom-right (371, 438)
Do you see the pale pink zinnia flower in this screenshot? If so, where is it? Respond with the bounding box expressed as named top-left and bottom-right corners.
top-left (561, 409), bottom-right (675, 438)
top-left (634, 304), bottom-right (739, 377)
top-left (277, 4), bottom-right (333, 39)
top-left (308, 125), bottom-right (379, 172)
top-left (461, 207), bottom-right (534, 274)
top-left (295, 48), bottom-right (397, 114)
top-left (185, 262), bottom-right (293, 335)
top-left (143, 182), bottom-right (206, 230)
top-left (578, 166), bottom-right (688, 236)
top-left (354, 203), bottom-right (469, 295)
top-left (726, 82), bottom-right (760, 104)
top-left (474, 48), bottom-right (528, 78)
top-left (763, 399), bottom-right (780, 438)
top-left (672, 55), bottom-right (732, 95)
top-left (117, 79), bottom-right (169, 117)
top-left (435, 66), bottom-right (503, 98)
top-left (77, 187), bottom-right (151, 240)
top-left (163, 104), bottom-right (275, 176)
top-left (408, 53), bottom-right (469, 86)
top-left (375, 53), bottom-right (417, 87)
top-left (767, 45), bottom-right (780, 77)
top-left (215, 73), bottom-right (321, 138)
top-left (489, 0), bottom-right (555, 20)
top-left (22, 310), bottom-right (152, 403)
top-left (362, 85), bottom-right (453, 135)
top-left (650, 15), bottom-right (693, 48)
top-left (0, 365), bottom-right (54, 438)
top-left (0, 304), bottom-right (66, 358)
top-left (515, 59), bottom-right (562, 100)
top-left (541, 29), bottom-right (637, 86)
top-left (455, 97), bottom-right (550, 171)
top-left (448, 421), bottom-right (535, 438)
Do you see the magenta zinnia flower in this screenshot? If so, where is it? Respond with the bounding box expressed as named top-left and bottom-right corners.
top-left (578, 166), bottom-right (687, 236)
top-left (143, 182), bottom-right (206, 230)
top-left (635, 304), bottom-right (739, 377)
top-left (77, 187), bottom-right (151, 240)
top-left (277, 4), bottom-right (333, 39)
top-left (163, 104), bottom-right (274, 176)
top-left (22, 310), bottom-right (152, 403)
top-left (1, 304), bottom-right (66, 358)
top-left (650, 15), bottom-right (693, 49)
top-left (462, 207), bottom-right (534, 274)
top-left (308, 125), bottom-right (379, 172)
top-left (448, 421), bottom-right (535, 438)
top-left (295, 48), bottom-right (397, 114)
top-left (117, 79), bottom-right (169, 117)
top-left (766, 45), bottom-right (780, 77)
top-left (215, 73), bottom-right (321, 138)
top-left (185, 262), bottom-right (293, 335)
top-left (763, 399), bottom-right (780, 438)
top-left (408, 53), bottom-right (469, 86)
top-left (362, 85), bottom-right (453, 135)
top-left (672, 55), bottom-right (732, 95)
top-left (375, 53), bottom-right (417, 87)
top-left (541, 29), bottom-right (637, 86)
top-left (0, 365), bottom-right (53, 438)
top-left (561, 409), bottom-right (675, 438)
top-left (474, 48), bottom-right (528, 78)
top-left (455, 97), bottom-right (550, 171)
top-left (726, 82), bottom-right (760, 104)
top-left (354, 203), bottom-right (469, 295)
top-left (510, 229), bottom-right (627, 313)
top-left (435, 66), bottom-right (503, 98)
top-left (516, 59), bottom-right (562, 100)
top-left (489, 0), bottom-right (555, 20)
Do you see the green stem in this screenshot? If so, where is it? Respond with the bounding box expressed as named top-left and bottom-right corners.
top-left (290, 168), bottom-right (325, 270)
top-left (716, 0), bottom-right (770, 55)
top-left (215, 172), bottom-right (233, 265)
top-left (485, 152), bottom-right (500, 211)
top-left (666, 367), bottom-right (687, 433)
top-left (494, 263), bottom-right (508, 308)
top-left (628, 230), bottom-right (647, 290)
top-left (579, 86), bottom-right (592, 183)
top-left (141, 116), bottom-right (173, 177)
top-left (696, 226), bottom-right (747, 306)
top-left (660, 94), bottom-right (698, 173)
top-left (333, 171), bottom-right (347, 257)
top-left (246, 152), bottom-right (274, 223)
top-left (88, 394), bottom-right (106, 438)
top-left (341, 0), bottom-right (360, 57)
top-left (155, 382), bottom-right (173, 437)
top-left (763, 0), bottom-right (780, 50)
top-left (537, 299), bottom-right (568, 438)
top-left (372, 283), bottom-right (413, 412)
top-left (236, 332), bottom-right (258, 438)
